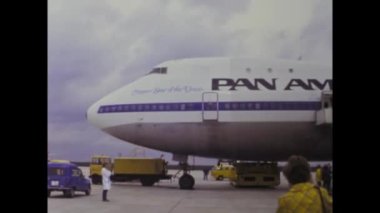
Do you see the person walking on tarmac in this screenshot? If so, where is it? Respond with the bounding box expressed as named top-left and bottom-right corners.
top-left (322, 164), bottom-right (332, 194)
top-left (203, 168), bottom-right (209, 180)
top-left (102, 163), bottom-right (112, 202)
top-left (315, 165), bottom-right (322, 187)
top-left (277, 155), bottom-right (332, 213)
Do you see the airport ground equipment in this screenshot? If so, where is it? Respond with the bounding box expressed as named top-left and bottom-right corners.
top-left (89, 155), bottom-right (112, 184)
top-left (210, 163), bottom-right (236, 181)
top-left (110, 157), bottom-right (172, 186)
top-left (49, 159), bottom-right (71, 163)
top-left (48, 162), bottom-right (91, 198)
top-left (229, 161), bottom-right (280, 187)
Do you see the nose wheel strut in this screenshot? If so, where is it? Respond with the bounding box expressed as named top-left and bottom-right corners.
top-left (179, 163), bottom-right (194, 189)
top-left (173, 154), bottom-right (195, 190)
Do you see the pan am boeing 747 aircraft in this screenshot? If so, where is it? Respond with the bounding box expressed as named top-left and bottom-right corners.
top-left (87, 57), bottom-right (332, 189)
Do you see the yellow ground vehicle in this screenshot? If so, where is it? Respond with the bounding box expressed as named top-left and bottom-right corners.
top-left (230, 161), bottom-right (280, 187)
top-left (89, 155), bottom-right (112, 184)
top-left (111, 157), bottom-right (171, 186)
top-left (210, 163), bottom-right (236, 181)
top-left (49, 159), bottom-right (71, 163)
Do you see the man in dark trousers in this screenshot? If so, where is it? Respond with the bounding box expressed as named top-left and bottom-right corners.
top-left (101, 163), bottom-right (112, 201)
top-left (203, 168), bottom-right (209, 180)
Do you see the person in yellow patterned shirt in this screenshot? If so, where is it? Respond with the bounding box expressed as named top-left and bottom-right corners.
top-left (277, 156), bottom-right (332, 213)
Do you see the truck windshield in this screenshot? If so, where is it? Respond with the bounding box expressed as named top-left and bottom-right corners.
top-left (48, 168), bottom-right (65, 176)
top-left (103, 158), bottom-right (111, 164)
top-left (92, 158), bottom-right (111, 165)
top-left (91, 158), bottom-right (100, 164)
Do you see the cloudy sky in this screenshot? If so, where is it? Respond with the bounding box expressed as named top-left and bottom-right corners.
top-left (48, 0), bottom-right (332, 163)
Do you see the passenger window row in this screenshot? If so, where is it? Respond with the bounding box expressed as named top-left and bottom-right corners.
top-left (98, 103), bottom-right (200, 113)
top-left (98, 101), bottom-right (321, 113)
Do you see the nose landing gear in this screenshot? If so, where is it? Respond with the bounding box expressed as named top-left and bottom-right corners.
top-left (173, 154), bottom-right (195, 190)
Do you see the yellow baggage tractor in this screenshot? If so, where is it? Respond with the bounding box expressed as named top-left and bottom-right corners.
top-left (230, 161), bottom-right (280, 187)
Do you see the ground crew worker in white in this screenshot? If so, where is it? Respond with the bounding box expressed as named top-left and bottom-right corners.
top-left (101, 163), bottom-right (112, 202)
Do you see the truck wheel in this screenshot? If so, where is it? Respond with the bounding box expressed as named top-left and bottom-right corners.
top-left (141, 178), bottom-right (155, 186)
top-left (217, 176), bottom-right (224, 181)
top-left (85, 187), bottom-right (91, 196)
top-left (179, 174), bottom-right (194, 190)
top-left (65, 189), bottom-right (75, 198)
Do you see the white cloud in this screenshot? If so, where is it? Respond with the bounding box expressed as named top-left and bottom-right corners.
top-left (221, 0), bottom-right (331, 62)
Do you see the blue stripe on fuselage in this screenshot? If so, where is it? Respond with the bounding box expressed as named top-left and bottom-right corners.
top-left (97, 101), bottom-right (321, 113)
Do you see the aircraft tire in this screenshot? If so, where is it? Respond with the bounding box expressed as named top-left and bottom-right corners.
top-left (179, 173), bottom-right (194, 190)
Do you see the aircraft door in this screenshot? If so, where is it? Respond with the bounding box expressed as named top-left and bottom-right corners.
top-left (316, 91), bottom-right (333, 125)
top-left (202, 92), bottom-right (218, 121)
top-left (321, 91), bottom-right (333, 109)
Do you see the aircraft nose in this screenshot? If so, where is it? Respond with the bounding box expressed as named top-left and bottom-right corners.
top-left (86, 81), bottom-right (139, 130)
top-left (86, 85), bottom-right (130, 130)
top-left (86, 101), bottom-right (103, 129)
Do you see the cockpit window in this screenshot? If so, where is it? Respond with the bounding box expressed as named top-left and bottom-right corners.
top-left (148, 67), bottom-right (167, 74)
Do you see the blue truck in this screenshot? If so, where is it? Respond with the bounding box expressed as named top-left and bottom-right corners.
top-left (48, 162), bottom-right (91, 198)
